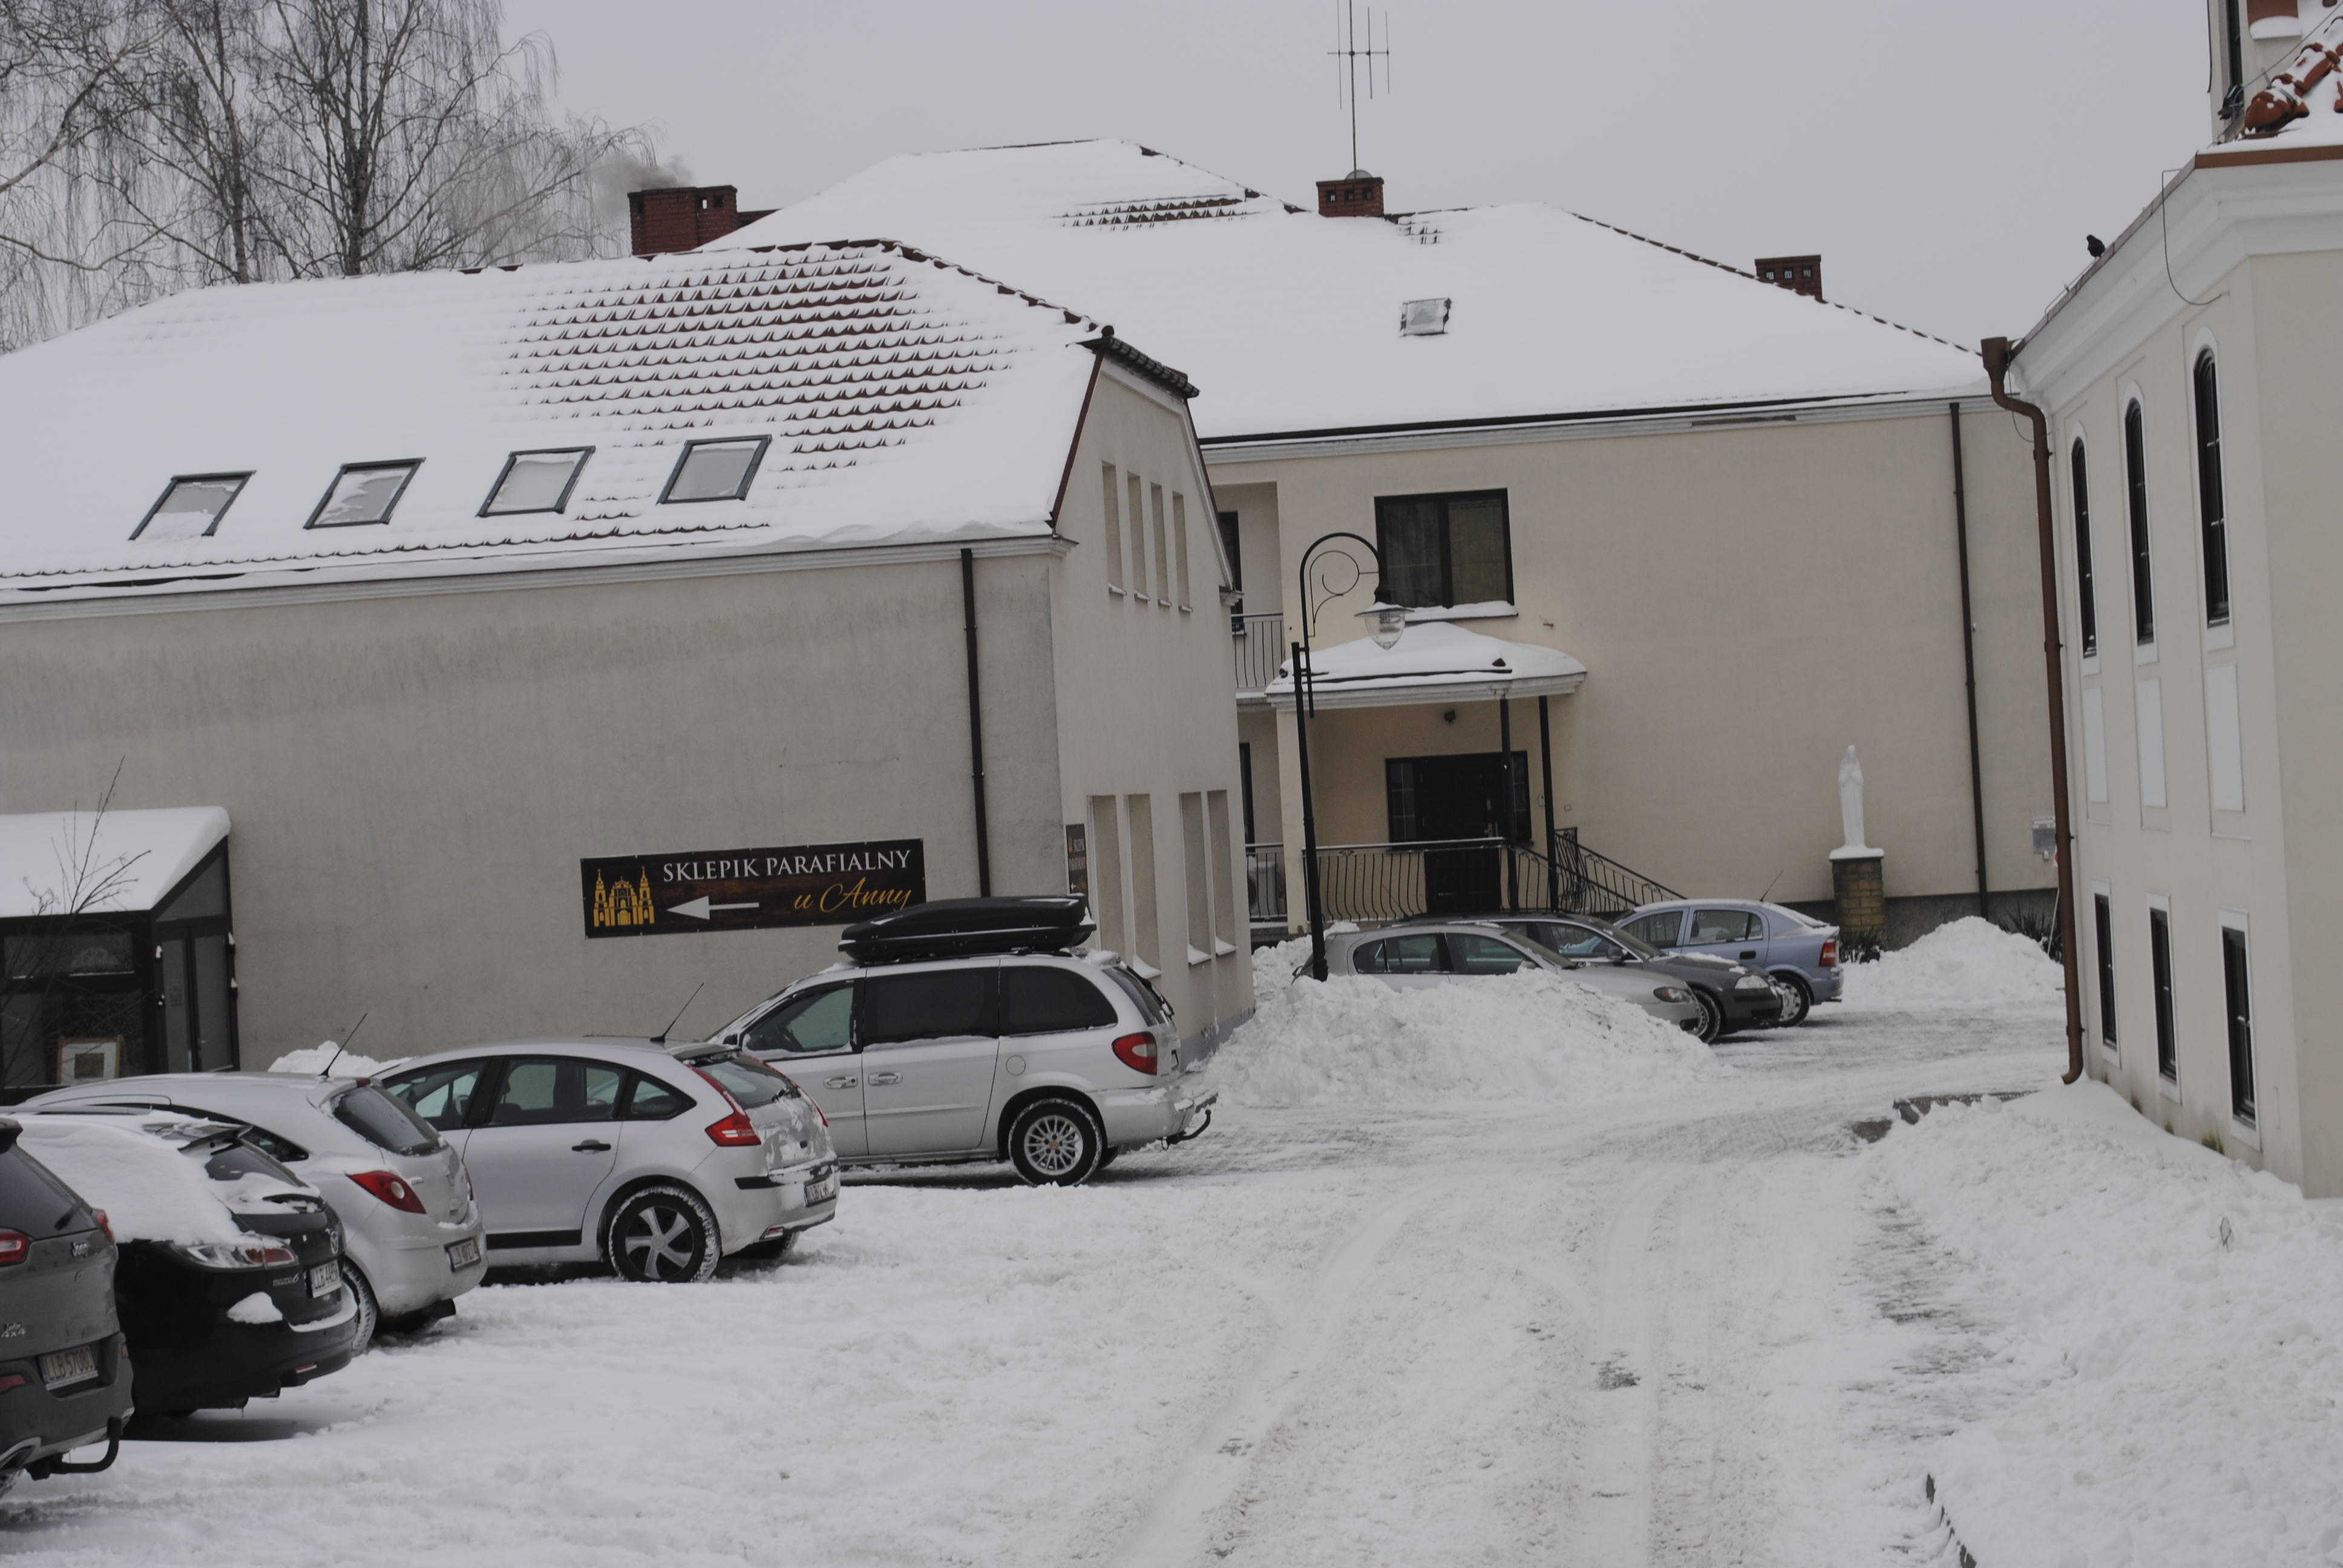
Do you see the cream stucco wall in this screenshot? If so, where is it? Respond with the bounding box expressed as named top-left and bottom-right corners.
top-left (1211, 402), bottom-right (2055, 923)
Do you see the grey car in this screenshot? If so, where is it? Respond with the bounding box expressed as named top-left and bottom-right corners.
top-left (0, 1118), bottom-right (130, 1492)
top-left (1397, 912), bottom-right (1783, 1042)
top-left (1323, 923), bottom-right (1706, 1032)
top-left (1620, 899), bottom-right (1844, 1025)
top-left (28, 1074), bottom-right (487, 1348)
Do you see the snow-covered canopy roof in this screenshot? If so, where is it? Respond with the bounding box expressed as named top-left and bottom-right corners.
top-left (712, 140), bottom-right (1986, 444)
top-left (0, 807), bottom-right (229, 920)
top-left (1263, 621), bottom-right (1588, 711)
top-left (0, 242), bottom-right (1125, 607)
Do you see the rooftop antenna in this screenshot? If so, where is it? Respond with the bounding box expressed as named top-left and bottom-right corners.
top-left (1329, 0), bottom-right (1392, 173)
top-left (318, 1012), bottom-right (367, 1077)
top-left (649, 982), bottom-right (704, 1047)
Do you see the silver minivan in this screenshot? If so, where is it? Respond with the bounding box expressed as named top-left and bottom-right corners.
top-left (710, 952), bottom-right (1216, 1186)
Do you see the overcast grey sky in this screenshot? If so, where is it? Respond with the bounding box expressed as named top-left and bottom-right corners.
top-left (505, 0), bottom-right (2209, 351)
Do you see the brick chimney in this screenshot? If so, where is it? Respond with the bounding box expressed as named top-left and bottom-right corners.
top-left (1754, 254), bottom-right (1823, 301)
top-left (628, 185), bottom-right (776, 256)
top-left (1316, 170), bottom-right (1386, 218)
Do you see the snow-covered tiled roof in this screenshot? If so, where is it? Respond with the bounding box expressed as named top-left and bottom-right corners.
top-left (711, 140), bottom-right (1987, 443)
top-left (2229, 5), bottom-right (2343, 147)
top-left (0, 241), bottom-right (1118, 605)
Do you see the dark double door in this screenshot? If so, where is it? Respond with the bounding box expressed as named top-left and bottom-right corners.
top-left (1386, 752), bottom-right (1532, 915)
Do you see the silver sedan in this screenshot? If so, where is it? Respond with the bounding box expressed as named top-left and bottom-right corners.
top-left (1322, 922), bottom-right (1706, 1032)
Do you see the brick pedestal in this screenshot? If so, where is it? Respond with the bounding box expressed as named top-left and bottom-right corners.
top-left (1829, 849), bottom-right (1886, 949)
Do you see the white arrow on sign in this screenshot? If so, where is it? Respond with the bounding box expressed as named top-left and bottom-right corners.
top-left (667, 897), bottom-right (759, 921)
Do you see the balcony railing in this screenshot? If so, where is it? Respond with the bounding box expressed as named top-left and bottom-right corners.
top-left (1245, 842), bottom-right (1288, 926)
top-left (1231, 612), bottom-right (1285, 694)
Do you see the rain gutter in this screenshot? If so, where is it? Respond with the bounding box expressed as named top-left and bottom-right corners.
top-left (1982, 336), bottom-right (2084, 1084)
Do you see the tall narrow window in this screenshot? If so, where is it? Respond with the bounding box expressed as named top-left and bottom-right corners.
top-left (2069, 438), bottom-right (2099, 658)
top-left (1179, 792), bottom-right (1211, 963)
top-left (2137, 680), bottom-right (2167, 808)
top-left (2094, 892), bottom-right (2117, 1047)
top-left (1172, 492), bottom-right (1192, 610)
top-left (1150, 484), bottom-right (1170, 611)
top-left (2222, 0), bottom-right (2246, 123)
top-left (1089, 796), bottom-right (1126, 957)
top-left (1219, 508), bottom-right (1245, 627)
top-left (2222, 921), bottom-right (2255, 1125)
top-left (1101, 463), bottom-right (1124, 591)
top-left (1374, 490), bottom-right (1513, 608)
top-left (2149, 903), bottom-right (2177, 1082)
top-left (1127, 474), bottom-right (1148, 600)
top-left (2194, 351), bottom-right (2230, 625)
top-left (2125, 402), bottom-right (2155, 645)
top-left (1238, 743), bottom-right (1256, 843)
top-left (1206, 789), bottom-right (1237, 949)
top-left (1127, 794), bottom-right (1161, 975)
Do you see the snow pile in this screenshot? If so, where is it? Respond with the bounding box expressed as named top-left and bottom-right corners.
top-left (267, 1041), bottom-right (390, 1077)
top-left (225, 1292), bottom-right (283, 1325)
top-left (1872, 1082), bottom-right (2343, 1566)
top-left (1840, 916), bottom-right (2062, 1010)
top-left (1216, 937), bottom-right (1724, 1108)
top-left (13, 1116), bottom-right (249, 1246)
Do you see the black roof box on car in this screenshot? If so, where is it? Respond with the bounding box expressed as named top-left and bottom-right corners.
top-left (838, 897), bottom-right (1096, 964)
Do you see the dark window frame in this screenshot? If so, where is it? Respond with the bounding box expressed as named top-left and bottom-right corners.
top-left (2123, 402), bottom-right (2155, 645)
top-left (2069, 438), bottom-right (2098, 659)
top-left (479, 446), bottom-right (594, 518)
top-left (304, 459), bottom-right (424, 529)
top-left (1372, 488), bottom-right (1515, 609)
top-left (2223, 922), bottom-right (2255, 1126)
top-left (132, 472), bottom-right (253, 541)
top-left (2149, 903), bottom-right (2177, 1082)
top-left (2193, 351), bottom-right (2231, 626)
top-left (2094, 891), bottom-right (2116, 1047)
top-left (1384, 752), bottom-right (1533, 844)
top-left (658, 435), bottom-right (771, 505)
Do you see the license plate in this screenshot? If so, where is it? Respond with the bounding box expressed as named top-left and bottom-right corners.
top-left (38, 1345), bottom-right (96, 1389)
top-left (804, 1174), bottom-right (839, 1205)
top-left (308, 1261), bottom-right (342, 1298)
top-left (447, 1236), bottom-right (482, 1270)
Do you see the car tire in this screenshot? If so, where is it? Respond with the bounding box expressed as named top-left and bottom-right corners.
top-left (1689, 988), bottom-right (1725, 1045)
top-left (607, 1186), bottom-right (721, 1283)
top-left (1771, 973), bottom-right (1814, 1028)
top-left (734, 1230), bottom-right (799, 1266)
top-left (345, 1263), bottom-right (380, 1353)
top-left (1096, 1146), bottom-right (1119, 1171)
top-left (1008, 1097), bottom-right (1106, 1187)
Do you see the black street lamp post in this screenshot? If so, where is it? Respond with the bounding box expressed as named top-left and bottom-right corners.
top-left (1290, 531), bottom-right (1411, 981)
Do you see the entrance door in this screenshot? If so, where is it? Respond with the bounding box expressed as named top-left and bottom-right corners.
top-left (156, 928), bottom-right (236, 1073)
top-left (1389, 753), bottom-right (1528, 915)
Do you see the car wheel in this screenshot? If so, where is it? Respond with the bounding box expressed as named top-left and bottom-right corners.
top-left (344, 1263), bottom-right (380, 1353)
top-left (607, 1186), bottom-right (721, 1283)
top-left (1008, 1097), bottom-right (1105, 1187)
top-left (1690, 988), bottom-right (1725, 1045)
top-left (734, 1230), bottom-right (799, 1266)
top-left (1771, 973), bottom-right (1814, 1028)
top-left (1096, 1147), bottom-right (1119, 1171)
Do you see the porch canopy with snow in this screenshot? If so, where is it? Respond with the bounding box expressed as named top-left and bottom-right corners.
top-left (0, 807), bottom-right (236, 1091)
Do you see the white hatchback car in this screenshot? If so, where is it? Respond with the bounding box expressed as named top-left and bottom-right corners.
top-left (376, 1041), bottom-right (835, 1282)
top-left (25, 1073), bottom-right (485, 1348)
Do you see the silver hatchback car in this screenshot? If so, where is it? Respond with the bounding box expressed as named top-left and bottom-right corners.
top-left (1323, 922), bottom-right (1707, 1032)
top-left (26, 1073), bottom-right (485, 1348)
top-left (378, 1040), bottom-right (836, 1282)
top-left (710, 950), bottom-right (1217, 1186)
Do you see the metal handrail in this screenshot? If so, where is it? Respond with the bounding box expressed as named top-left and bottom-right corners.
top-left (1299, 832), bottom-right (1681, 924)
top-left (1230, 612), bottom-right (1285, 693)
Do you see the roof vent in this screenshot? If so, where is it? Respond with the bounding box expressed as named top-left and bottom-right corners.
top-left (1754, 254), bottom-right (1823, 301)
top-left (1400, 298), bottom-right (1451, 336)
top-left (1317, 170), bottom-right (1385, 218)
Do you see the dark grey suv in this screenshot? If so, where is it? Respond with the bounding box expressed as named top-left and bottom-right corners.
top-left (1397, 912), bottom-right (1782, 1042)
top-left (0, 1117), bottom-right (131, 1491)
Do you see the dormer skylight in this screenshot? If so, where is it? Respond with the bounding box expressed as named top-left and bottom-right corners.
top-left (660, 436), bottom-right (770, 503)
top-left (133, 473), bottom-right (251, 541)
top-left (307, 460), bottom-right (421, 528)
top-left (480, 447), bottom-right (592, 517)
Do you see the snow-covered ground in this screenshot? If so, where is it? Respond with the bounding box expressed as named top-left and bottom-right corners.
top-left (7, 921), bottom-right (2325, 1566)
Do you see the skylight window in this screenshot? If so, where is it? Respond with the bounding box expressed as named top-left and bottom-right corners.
top-left (1400, 298), bottom-right (1452, 337)
top-left (307, 460), bottom-right (421, 528)
top-left (660, 436), bottom-right (770, 504)
top-left (480, 447), bottom-right (592, 517)
top-left (133, 473), bottom-right (251, 541)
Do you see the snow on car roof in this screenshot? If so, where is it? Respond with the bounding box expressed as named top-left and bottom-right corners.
top-left (0, 806), bottom-right (228, 920)
top-left (712, 139), bottom-right (1987, 443)
top-left (0, 241), bottom-right (1126, 606)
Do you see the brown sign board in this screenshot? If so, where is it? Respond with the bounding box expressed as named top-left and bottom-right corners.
top-left (581, 839), bottom-right (924, 939)
top-left (1064, 823), bottom-right (1088, 898)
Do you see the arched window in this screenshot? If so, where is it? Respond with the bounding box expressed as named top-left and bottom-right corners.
top-left (2194, 350), bottom-right (2230, 626)
top-left (2069, 437), bottom-right (2098, 658)
top-left (2125, 400), bottom-right (2154, 645)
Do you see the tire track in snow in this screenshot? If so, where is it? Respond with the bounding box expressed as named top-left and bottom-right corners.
top-left (1573, 1163), bottom-right (1694, 1564)
top-left (1106, 1176), bottom-right (1440, 1568)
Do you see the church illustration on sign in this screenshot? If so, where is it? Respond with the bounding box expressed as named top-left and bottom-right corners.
top-left (591, 869), bottom-right (658, 930)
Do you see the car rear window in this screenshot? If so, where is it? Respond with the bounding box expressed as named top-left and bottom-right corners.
top-left (690, 1051), bottom-right (793, 1109)
top-left (1001, 967), bottom-right (1118, 1036)
top-left (198, 1138), bottom-right (300, 1184)
top-left (333, 1085), bottom-right (441, 1155)
top-left (1101, 965), bottom-right (1173, 1022)
top-left (0, 1146), bottom-right (91, 1233)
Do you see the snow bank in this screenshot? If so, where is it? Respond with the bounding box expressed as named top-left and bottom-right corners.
top-left (1872, 1081), bottom-right (2343, 1566)
top-left (13, 1116), bottom-right (249, 1246)
top-left (267, 1042), bottom-right (389, 1077)
top-left (1840, 916), bottom-right (2062, 1011)
top-left (1216, 937), bottom-right (1724, 1108)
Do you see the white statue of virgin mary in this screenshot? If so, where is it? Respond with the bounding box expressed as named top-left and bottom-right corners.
top-left (1835, 745), bottom-right (1870, 855)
